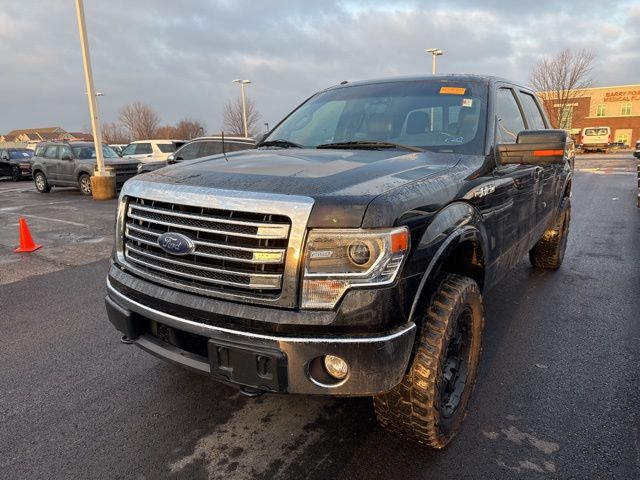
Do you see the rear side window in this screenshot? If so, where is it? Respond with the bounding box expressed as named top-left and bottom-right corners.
top-left (496, 88), bottom-right (526, 143)
top-left (44, 146), bottom-right (59, 158)
top-left (157, 144), bottom-right (175, 153)
top-left (519, 92), bottom-right (547, 130)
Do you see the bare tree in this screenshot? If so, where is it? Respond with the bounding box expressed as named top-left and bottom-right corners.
top-left (101, 121), bottom-right (131, 144)
top-left (119, 102), bottom-right (161, 140)
top-left (223, 97), bottom-right (260, 136)
top-left (175, 118), bottom-right (206, 140)
top-left (155, 125), bottom-right (179, 139)
top-left (529, 49), bottom-right (596, 129)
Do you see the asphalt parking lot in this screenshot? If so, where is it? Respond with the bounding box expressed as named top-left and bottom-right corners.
top-left (1, 153), bottom-right (639, 479)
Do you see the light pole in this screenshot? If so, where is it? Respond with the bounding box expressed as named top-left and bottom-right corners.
top-left (425, 48), bottom-right (443, 74)
top-left (75, 0), bottom-right (114, 199)
top-left (232, 79), bottom-right (251, 137)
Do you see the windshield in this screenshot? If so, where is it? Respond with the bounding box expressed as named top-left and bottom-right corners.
top-left (72, 145), bottom-right (120, 159)
top-left (9, 150), bottom-right (33, 159)
top-left (265, 80), bottom-right (487, 154)
top-left (157, 144), bottom-right (177, 153)
top-left (585, 128), bottom-right (608, 136)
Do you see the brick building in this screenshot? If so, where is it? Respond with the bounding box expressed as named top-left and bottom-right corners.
top-left (541, 84), bottom-right (640, 147)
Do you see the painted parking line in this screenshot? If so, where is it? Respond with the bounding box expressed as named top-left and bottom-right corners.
top-left (0, 212), bottom-right (88, 227)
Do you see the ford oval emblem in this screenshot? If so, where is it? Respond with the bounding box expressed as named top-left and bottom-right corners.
top-left (157, 232), bottom-right (195, 256)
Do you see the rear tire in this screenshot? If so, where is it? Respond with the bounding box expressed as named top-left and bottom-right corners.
top-left (11, 165), bottom-right (21, 182)
top-left (374, 274), bottom-right (484, 449)
top-left (529, 198), bottom-right (571, 269)
top-left (34, 171), bottom-right (51, 193)
top-left (78, 173), bottom-right (92, 196)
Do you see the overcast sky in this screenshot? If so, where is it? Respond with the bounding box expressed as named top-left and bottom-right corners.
top-left (1, 0), bottom-right (638, 135)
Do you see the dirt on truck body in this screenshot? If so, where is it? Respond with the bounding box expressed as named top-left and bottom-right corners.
top-left (105, 75), bottom-right (574, 447)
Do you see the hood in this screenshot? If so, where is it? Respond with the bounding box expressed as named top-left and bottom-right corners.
top-left (139, 148), bottom-right (461, 227)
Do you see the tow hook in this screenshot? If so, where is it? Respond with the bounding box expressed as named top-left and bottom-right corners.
top-left (239, 386), bottom-right (265, 397)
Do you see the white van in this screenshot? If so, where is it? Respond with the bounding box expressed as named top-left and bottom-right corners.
top-left (581, 127), bottom-right (610, 153)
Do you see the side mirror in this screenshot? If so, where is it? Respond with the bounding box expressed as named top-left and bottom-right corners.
top-left (61, 154), bottom-right (73, 161)
top-left (166, 153), bottom-right (175, 162)
top-left (1, 155), bottom-right (9, 161)
top-left (497, 130), bottom-right (572, 165)
top-left (254, 133), bottom-right (267, 145)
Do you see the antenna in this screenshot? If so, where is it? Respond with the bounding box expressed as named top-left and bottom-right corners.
top-left (221, 130), bottom-right (228, 161)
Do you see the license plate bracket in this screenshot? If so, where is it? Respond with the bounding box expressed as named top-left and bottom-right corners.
top-left (207, 339), bottom-right (287, 392)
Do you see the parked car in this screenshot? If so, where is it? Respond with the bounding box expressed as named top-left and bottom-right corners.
top-left (137, 136), bottom-right (256, 174)
top-left (120, 140), bottom-right (185, 163)
top-left (31, 141), bottom-right (139, 195)
top-left (105, 75), bottom-right (574, 448)
top-left (581, 126), bottom-right (610, 153)
top-left (0, 147), bottom-right (33, 181)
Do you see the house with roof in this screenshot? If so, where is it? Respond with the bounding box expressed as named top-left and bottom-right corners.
top-left (0, 127), bottom-right (93, 148)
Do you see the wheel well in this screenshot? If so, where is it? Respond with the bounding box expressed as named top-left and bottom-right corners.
top-left (78, 171), bottom-right (91, 181)
top-left (563, 178), bottom-right (572, 198)
top-left (440, 240), bottom-right (485, 292)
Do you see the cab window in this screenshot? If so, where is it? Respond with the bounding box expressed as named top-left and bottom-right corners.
top-left (496, 88), bottom-right (526, 143)
top-left (519, 92), bottom-right (547, 130)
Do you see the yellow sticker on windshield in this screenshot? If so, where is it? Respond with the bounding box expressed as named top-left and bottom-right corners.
top-left (440, 87), bottom-right (466, 95)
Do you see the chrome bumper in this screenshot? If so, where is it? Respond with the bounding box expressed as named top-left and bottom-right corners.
top-left (106, 279), bottom-right (416, 396)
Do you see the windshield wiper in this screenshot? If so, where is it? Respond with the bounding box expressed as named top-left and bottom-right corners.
top-left (257, 139), bottom-right (303, 149)
top-left (316, 141), bottom-right (424, 152)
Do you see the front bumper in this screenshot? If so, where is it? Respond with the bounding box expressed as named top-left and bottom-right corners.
top-left (105, 277), bottom-right (416, 396)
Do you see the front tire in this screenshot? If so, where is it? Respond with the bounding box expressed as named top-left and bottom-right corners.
top-left (374, 274), bottom-right (484, 449)
top-left (529, 198), bottom-right (571, 269)
top-left (34, 171), bottom-right (51, 193)
top-left (78, 173), bottom-right (92, 196)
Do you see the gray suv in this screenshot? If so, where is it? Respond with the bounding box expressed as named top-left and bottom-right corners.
top-left (31, 142), bottom-right (139, 195)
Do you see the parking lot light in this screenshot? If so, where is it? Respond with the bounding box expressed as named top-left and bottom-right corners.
top-left (425, 48), bottom-right (443, 74)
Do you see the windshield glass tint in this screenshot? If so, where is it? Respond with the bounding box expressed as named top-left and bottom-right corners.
top-left (157, 144), bottom-right (176, 153)
top-left (266, 80), bottom-right (487, 154)
top-left (72, 145), bottom-right (120, 159)
top-left (9, 150), bottom-right (33, 159)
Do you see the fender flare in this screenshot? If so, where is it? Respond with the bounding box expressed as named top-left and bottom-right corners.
top-left (407, 202), bottom-right (488, 325)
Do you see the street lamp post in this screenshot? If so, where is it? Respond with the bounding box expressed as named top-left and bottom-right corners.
top-left (75, 0), bottom-right (115, 199)
top-left (232, 79), bottom-right (251, 137)
top-left (425, 48), bottom-right (443, 74)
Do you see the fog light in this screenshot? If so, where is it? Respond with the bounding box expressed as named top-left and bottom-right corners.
top-left (323, 355), bottom-right (348, 380)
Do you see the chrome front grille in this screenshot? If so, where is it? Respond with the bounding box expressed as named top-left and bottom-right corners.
top-left (123, 196), bottom-right (289, 296)
top-left (115, 181), bottom-right (314, 308)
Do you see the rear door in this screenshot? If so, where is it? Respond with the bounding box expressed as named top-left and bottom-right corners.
top-left (517, 90), bottom-right (558, 232)
top-left (491, 86), bottom-right (539, 261)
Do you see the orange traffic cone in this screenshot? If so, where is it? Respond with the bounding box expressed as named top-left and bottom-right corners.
top-left (15, 217), bottom-right (42, 253)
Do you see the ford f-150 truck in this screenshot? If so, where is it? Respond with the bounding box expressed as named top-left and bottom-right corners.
top-left (105, 75), bottom-right (574, 448)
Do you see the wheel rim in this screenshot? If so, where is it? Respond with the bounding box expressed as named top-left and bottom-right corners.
top-left (80, 176), bottom-right (91, 194)
top-left (440, 308), bottom-right (472, 418)
top-left (35, 174), bottom-right (45, 190)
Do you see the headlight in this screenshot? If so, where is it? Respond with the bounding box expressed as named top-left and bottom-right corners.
top-left (301, 227), bottom-right (410, 309)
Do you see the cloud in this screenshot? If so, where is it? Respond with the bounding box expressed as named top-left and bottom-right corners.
top-left (0, 0), bottom-right (638, 134)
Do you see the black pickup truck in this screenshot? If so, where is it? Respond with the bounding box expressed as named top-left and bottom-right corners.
top-left (105, 75), bottom-right (573, 448)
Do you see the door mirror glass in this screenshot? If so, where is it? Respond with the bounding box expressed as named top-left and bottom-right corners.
top-left (498, 130), bottom-right (571, 165)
